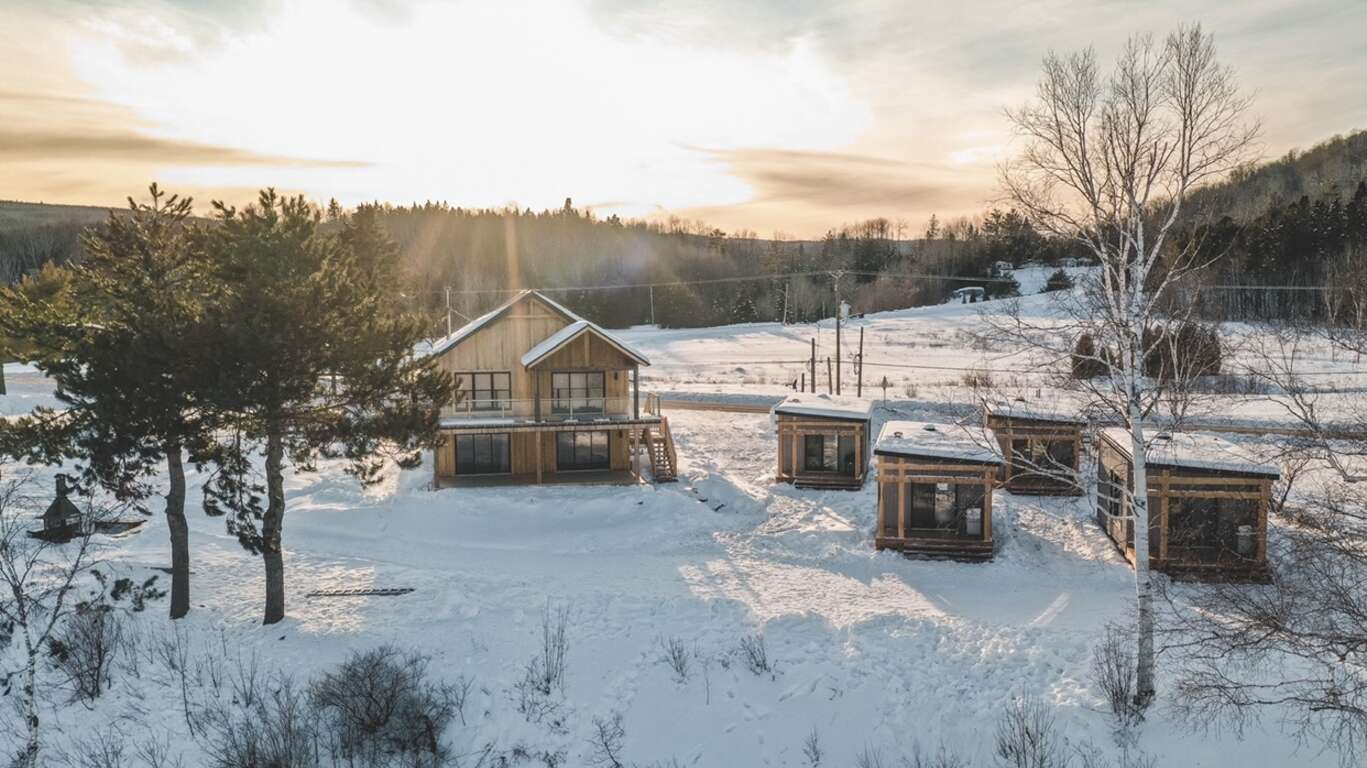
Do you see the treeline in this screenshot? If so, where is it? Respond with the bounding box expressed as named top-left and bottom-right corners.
top-left (371, 201), bottom-right (1086, 331)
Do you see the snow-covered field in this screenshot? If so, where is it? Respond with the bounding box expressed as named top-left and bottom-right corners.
top-left (0, 280), bottom-right (1356, 766)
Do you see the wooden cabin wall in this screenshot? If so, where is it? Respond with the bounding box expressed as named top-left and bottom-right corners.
top-left (774, 414), bottom-right (867, 479)
top-left (436, 295), bottom-right (572, 413)
top-left (531, 332), bottom-right (635, 406)
top-left (874, 454), bottom-right (995, 542)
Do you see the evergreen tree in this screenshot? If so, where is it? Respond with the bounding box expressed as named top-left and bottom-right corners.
top-left (0, 185), bottom-right (211, 619)
top-left (197, 190), bottom-right (452, 625)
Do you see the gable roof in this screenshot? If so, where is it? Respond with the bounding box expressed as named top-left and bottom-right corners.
top-left (426, 290), bottom-right (580, 358)
top-left (874, 420), bottom-right (1002, 465)
top-left (521, 320), bottom-right (650, 368)
top-left (771, 393), bottom-right (872, 421)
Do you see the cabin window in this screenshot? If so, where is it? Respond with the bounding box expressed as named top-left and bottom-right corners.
top-left (802, 433), bottom-right (857, 475)
top-left (556, 431), bottom-right (610, 471)
top-left (1169, 497), bottom-right (1258, 560)
top-left (551, 371), bottom-right (606, 416)
top-left (904, 481), bottom-right (983, 534)
top-left (457, 372), bottom-right (512, 412)
top-left (455, 433), bottom-right (510, 475)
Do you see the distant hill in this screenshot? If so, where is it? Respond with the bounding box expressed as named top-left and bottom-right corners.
top-left (1186, 130), bottom-right (1367, 222)
top-left (0, 200), bottom-right (115, 230)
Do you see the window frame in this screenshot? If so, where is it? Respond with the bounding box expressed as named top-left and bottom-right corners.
top-left (551, 370), bottom-right (606, 416)
top-left (454, 433), bottom-right (511, 475)
top-left (456, 371), bottom-right (512, 412)
top-left (555, 430), bottom-right (610, 471)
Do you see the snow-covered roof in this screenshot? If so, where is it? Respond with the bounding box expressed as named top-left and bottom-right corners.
top-left (985, 400), bottom-right (1085, 425)
top-left (771, 393), bottom-right (872, 421)
top-left (1101, 428), bottom-right (1279, 478)
top-left (520, 320), bottom-right (651, 369)
top-left (875, 420), bottom-right (1002, 465)
top-left (425, 290), bottom-right (580, 358)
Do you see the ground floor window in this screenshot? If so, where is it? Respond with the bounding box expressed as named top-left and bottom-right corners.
top-left (904, 481), bottom-right (986, 536)
top-left (556, 431), bottom-right (610, 471)
top-left (1011, 437), bottom-right (1076, 482)
top-left (1169, 496), bottom-right (1259, 560)
top-left (802, 433), bottom-right (857, 475)
top-left (455, 433), bottom-right (510, 475)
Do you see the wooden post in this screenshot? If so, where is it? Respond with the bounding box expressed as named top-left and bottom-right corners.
top-left (826, 357), bottom-right (833, 394)
top-left (632, 364), bottom-right (640, 419)
top-left (800, 372), bottom-right (805, 392)
top-left (536, 431), bottom-right (544, 484)
top-left (835, 314), bottom-right (842, 396)
top-left (534, 372), bottom-right (542, 422)
top-left (983, 469), bottom-right (994, 541)
top-left (810, 338), bottom-right (816, 392)
top-left (1159, 470), bottom-right (1171, 561)
top-left (856, 327), bottom-right (864, 397)
top-left (896, 465), bottom-right (905, 540)
top-left (649, 285), bottom-right (656, 326)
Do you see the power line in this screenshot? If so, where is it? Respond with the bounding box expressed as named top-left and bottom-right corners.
top-left (425, 269), bottom-right (1023, 296)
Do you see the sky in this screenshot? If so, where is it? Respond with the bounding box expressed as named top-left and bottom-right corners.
top-left (2, 0), bottom-right (1366, 238)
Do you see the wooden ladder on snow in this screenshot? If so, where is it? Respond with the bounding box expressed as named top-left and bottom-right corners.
top-left (644, 417), bottom-right (678, 482)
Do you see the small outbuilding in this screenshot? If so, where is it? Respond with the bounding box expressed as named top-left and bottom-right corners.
top-left (42, 477), bottom-right (83, 533)
top-left (1096, 429), bottom-right (1278, 580)
top-left (985, 401), bottom-right (1085, 495)
top-left (773, 393), bottom-right (872, 490)
top-left (951, 286), bottom-right (986, 304)
top-left (874, 420), bottom-right (1001, 561)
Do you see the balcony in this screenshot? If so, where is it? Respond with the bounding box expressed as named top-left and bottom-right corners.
top-left (439, 396), bottom-right (659, 426)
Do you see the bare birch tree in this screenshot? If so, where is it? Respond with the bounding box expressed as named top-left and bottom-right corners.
top-left (0, 475), bottom-right (100, 768)
top-left (996, 23), bottom-right (1257, 705)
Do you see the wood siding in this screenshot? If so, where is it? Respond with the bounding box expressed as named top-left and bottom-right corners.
top-left (774, 413), bottom-right (869, 486)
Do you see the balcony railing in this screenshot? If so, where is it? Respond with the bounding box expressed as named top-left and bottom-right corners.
top-left (441, 397), bottom-right (650, 423)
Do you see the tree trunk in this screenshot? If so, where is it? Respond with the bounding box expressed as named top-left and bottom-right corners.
top-left (262, 430), bottom-right (286, 625)
top-left (19, 624), bottom-right (39, 768)
top-left (1129, 368), bottom-right (1157, 706)
top-left (165, 445), bottom-right (190, 620)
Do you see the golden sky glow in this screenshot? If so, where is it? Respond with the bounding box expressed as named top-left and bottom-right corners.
top-left (3, 0), bottom-right (1367, 236)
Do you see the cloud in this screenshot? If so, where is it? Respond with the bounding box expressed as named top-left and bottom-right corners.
top-left (705, 148), bottom-right (969, 210)
top-left (0, 127), bottom-right (368, 168)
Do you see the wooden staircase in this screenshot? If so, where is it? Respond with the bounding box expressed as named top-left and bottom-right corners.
top-left (644, 417), bottom-right (678, 482)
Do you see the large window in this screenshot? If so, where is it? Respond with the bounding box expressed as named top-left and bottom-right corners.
top-left (551, 371), bottom-right (605, 416)
top-left (802, 433), bottom-right (857, 476)
top-left (904, 481), bottom-right (985, 536)
top-left (556, 431), bottom-right (610, 471)
top-left (458, 372), bottom-right (512, 412)
top-left (455, 433), bottom-right (510, 475)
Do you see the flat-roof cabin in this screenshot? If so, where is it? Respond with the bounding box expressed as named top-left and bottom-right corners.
top-left (1096, 429), bottom-right (1277, 581)
top-left (773, 394), bottom-right (871, 490)
top-left (985, 402), bottom-right (1085, 496)
top-left (875, 420), bottom-right (1001, 561)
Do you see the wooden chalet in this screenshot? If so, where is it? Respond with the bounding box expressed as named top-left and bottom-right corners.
top-left (772, 394), bottom-right (871, 490)
top-left (985, 401), bottom-right (1085, 495)
top-left (426, 291), bottom-right (675, 486)
top-left (1096, 429), bottom-right (1277, 581)
top-left (874, 420), bottom-right (1001, 561)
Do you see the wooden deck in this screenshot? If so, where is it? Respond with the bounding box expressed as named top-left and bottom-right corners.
top-left (436, 470), bottom-right (640, 488)
top-left (875, 535), bottom-right (994, 562)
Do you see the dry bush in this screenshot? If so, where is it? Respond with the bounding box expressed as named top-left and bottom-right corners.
top-left (1091, 623), bottom-right (1140, 730)
top-left (202, 675), bottom-right (320, 768)
top-left (310, 645), bottom-right (461, 767)
top-left (48, 604), bottom-right (126, 705)
top-left (995, 695), bottom-right (1069, 768)
top-left (586, 712), bottom-right (626, 768)
top-left (801, 727), bottom-right (822, 767)
top-left (738, 633), bottom-right (770, 676)
top-left (659, 636), bottom-right (690, 683)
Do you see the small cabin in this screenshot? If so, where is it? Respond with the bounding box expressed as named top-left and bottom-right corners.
top-left (985, 402), bottom-right (1085, 495)
top-left (1096, 429), bottom-right (1278, 581)
top-left (952, 286), bottom-right (986, 304)
top-left (42, 477), bottom-right (83, 532)
top-left (773, 394), bottom-right (871, 490)
top-left (874, 421), bottom-right (1001, 561)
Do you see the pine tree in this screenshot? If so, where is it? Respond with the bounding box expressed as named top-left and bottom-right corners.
top-left (197, 190), bottom-right (452, 625)
top-left (0, 185), bottom-right (212, 619)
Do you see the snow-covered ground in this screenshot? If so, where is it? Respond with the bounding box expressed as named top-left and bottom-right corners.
top-left (0, 277), bottom-right (1358, 766)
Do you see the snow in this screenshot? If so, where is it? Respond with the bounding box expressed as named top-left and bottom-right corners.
top-left (1102, 428), bottom-right (1281, 478)
top-left (1, 276), bottom-right (1356, 766)
top-left (422, 289), bottom-right (581, 358)
top-left (520, 319), bottom-right (650, 368)
top-left (875, 420), bottom-right (1003, 464)
top-left (771, 392), bottom-right (872, 420)
top-left (985, 399), bottom-right (1086, 425)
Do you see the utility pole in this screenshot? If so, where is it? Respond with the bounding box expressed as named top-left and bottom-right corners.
top-left (444, 286), bottom-right (453, 336)
top-left (856, 326), bottom-right (865, 397)
top-left (835, 313), bottom-right (842, 396)
top-left (781, 280), bottom-right (790, 325)
top-left (826, 357), bottom-right (833, 394)
top-left (649, 285), bottom-right (656, 326)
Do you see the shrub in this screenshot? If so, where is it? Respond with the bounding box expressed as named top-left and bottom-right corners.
top-left (995, 695), bottom-right (1069, 768)
top-left (659, 636), bottom-right (690, 683)
top-left (310, 645), bottom-right (462, 767)
top-left (586, 712), bottom-right (626, 768)
top-left (48, 603), bottom-right (125, 704)
top-left (1092, 623), bottom-right (1140, 730)
top-left (1072, 333), bottom-right (1108, 379)
top-left (738, 633), bottom-right (770, 676)
top-left (1043, 269), bottom-right (1074, 293)
top-left (203, 675), bottom-right (319, 768)
top-left (1142, 323), bottom-right (1221, 380)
